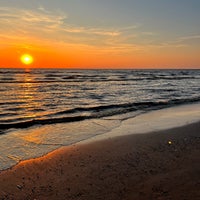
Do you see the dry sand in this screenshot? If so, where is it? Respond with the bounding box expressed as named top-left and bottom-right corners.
top-left (0, 122), bottom-right (199, 200)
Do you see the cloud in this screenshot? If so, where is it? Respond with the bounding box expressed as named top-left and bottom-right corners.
top-left (0, 7), bottom-right (121, 37)
top-left (156, 34), bottom-right (200, 49)
top-left (0, 7), bottom-right (66, 30)
top-left (0, 6), bottom-right (161, 54)
top-left (178, 35), bottom-right (200, 42)
top-left (0, 6), bottom-right (127, 51)
top-left (62, 26), bottom-right (120, 36)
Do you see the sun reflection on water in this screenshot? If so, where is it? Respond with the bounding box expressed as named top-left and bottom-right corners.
top-left (18, 70), bottom-right (43, 119)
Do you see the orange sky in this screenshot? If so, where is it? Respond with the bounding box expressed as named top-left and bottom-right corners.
top-left (1, 42), bottom-right (199, 69)
top-left (0, 1), bottom-right (200, 69)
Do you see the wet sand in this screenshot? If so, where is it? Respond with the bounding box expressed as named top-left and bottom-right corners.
top-left (0, 122), bottom-right (200, 200)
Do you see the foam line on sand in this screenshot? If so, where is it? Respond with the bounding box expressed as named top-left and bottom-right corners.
top-left (0, 104), bottom-right (200, 199)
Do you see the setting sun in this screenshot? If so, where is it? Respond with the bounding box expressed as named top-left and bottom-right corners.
top-left (20, 54), bottom-right (34, 65)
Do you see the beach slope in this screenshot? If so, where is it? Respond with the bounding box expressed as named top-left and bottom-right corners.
top-left (0, 121), bottom-right (199, 200)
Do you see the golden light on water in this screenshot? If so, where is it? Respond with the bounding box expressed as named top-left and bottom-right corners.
top-left (20, 54), bottom-right (34, 65)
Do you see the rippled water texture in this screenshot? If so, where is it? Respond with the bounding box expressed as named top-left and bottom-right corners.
top-left (0, 69), bottom-right (200, 132)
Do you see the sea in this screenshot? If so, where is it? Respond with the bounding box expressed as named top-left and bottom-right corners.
top-left (0, 69), bottom-right (200, 169)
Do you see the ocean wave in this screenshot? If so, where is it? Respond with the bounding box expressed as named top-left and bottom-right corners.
top-left (1, 69), bottom-right (200, 134)
top-left (1, 96), bottom-right (200, 133)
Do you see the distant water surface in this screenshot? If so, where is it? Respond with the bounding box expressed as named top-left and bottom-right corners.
top-left (0, 69), bottom-right (200, 133)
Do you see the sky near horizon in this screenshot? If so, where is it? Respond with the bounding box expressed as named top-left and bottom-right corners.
top-left (0, 0), bottom-right (200, 68)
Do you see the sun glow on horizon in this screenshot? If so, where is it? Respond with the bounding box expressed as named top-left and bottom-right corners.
top-left (20, 54), bottom-right (34, 65)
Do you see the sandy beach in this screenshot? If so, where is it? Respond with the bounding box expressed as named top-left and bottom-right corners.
top-left (1, 0), bottom-right (200, 198)
top-left (0, 120), bottom-right (199, 200)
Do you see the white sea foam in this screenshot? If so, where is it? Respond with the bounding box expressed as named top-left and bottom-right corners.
top-left (81, 102), bottom-right (200, 143)
top-left (0, 102), bottom-right (200, 171)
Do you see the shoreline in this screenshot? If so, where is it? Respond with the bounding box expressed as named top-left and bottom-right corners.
top-left (0, 120), bottom-right (199, 199)
top-left (0, 102), bottom-right (200, 171)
